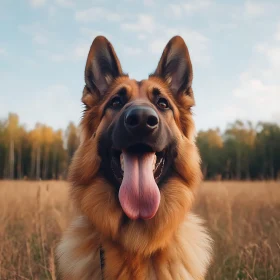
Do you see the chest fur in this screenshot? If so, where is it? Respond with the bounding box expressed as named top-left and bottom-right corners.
top-left (56, 214), bottom-right (212, 280)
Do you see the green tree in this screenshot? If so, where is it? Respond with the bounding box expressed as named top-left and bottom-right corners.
top-left (224, 120), bottom-right (256, 180)
top-left (65, 122), bottom-right (79, 165)
top-left (6, 113), bottom-right (19, 179)
top-left (197, 128), bottom-right (223, 179)
top-left (42, 125), bottom-right (54, 179)
top-left (0, 120), bottom-right (7, 178)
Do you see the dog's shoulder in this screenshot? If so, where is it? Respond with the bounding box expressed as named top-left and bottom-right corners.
top-left (56, 215), bottom-right (101, 280)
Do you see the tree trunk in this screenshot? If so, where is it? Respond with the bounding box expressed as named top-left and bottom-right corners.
top-left (3, 149), bottom-right (9, 178)
top-left (52, 147), bottom-right (57, 179)
top-left (43, 148), bottom-right (49, 180)
top-left (225, 159), bottom-right (231, 180)
top-left (269, 146), bottom-right (274, 180)
top-left (30, 148), bottom-right (36, 179)
top-left (236, 145), bottom-right (241, 180)
top-left (36, 146), bottom-right (41, 180)
top-left (245, 150), bottom-right (250, 181)
top-left (9, 139), bottom-right (14, 179)
top-left (17, 145), bottom-right (22, 179)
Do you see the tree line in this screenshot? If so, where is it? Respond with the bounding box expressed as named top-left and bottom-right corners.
top-left (0, 113), bottom-right (279, 180)
top-left (0, 113), bottom-right (79, 180)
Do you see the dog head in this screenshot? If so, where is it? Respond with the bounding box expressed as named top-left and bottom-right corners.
top-left (69, 35), bottom-right (202, 254)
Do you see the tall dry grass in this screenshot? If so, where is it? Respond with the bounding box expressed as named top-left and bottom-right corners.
top-left (194, 181), bottom-right (280, 280)
top-left (0, 181), bottom-right (73, 280)
top-left (0, 180), bottom-right (279, 280)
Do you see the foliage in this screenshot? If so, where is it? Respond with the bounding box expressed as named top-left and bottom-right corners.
top-left (197, 120), bottom-right (280, 180)
top-left (0, 114), bottom-right (79, 180)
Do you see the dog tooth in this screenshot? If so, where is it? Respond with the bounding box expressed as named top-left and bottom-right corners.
top-left (153, 154), bottom-right (157, 171)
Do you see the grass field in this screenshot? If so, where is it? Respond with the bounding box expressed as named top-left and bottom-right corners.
top-left (0, 180), bottom-right (279, 280)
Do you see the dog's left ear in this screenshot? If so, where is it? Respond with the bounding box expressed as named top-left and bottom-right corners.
top-left (152, 36), bottom-right (193, 95)
top-left (84, 36), bottom-right (124, 97)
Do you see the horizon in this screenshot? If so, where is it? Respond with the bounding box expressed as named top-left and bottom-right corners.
top-left (1, 111), bottom-right (278, 134)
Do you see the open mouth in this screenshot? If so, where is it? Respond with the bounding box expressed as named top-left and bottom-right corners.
top-left (111, 144), bottom-right (166, 184)
top-left (111, 143), bottom-right (166, 220)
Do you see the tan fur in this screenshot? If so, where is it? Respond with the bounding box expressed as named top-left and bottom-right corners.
top-left (56, 36), bottom-right (213, 279)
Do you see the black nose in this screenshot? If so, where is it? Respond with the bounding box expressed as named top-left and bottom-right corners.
top-left (125, 106), bottom-right (159, 135)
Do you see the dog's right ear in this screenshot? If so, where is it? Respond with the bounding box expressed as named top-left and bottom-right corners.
top-left (84, 36), bottom-right (124, 99)
top-left (152, 36), bottom-right (193, 96)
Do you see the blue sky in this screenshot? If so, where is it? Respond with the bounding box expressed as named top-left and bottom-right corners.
top-left (1, 0), bottom-right (280, 132)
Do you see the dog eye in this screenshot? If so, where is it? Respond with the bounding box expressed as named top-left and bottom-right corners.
top-left (157, 98), bottom-right (169, 110)
top-left (110, 96), bottom-right (123, 109)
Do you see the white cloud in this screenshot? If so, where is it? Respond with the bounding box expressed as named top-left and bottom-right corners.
top-left (121, 14), bottom-right (210, 65)
top-left (75, 7), bottom-right (122, 22)
top-left (149, 39), bottom-right (166, 54)
top-left (149, 28), bottom-right (210, 66)
top-left (121, 14), bottom-right (156, 34)
top-left (122, 46), bottom-right (142, 55)
top-left (143, 0), bottom-right (155, 6)
top-left (44, 43), bottom-right (91, 63)
top-left (209, 22), bottom-right (237, 32)
top-left (218, 105), bottom-right (245, 121)
top-left (183, 0), bottom-right (212, 13)
top-left (32, 34), bottom-right (48, 45)
top-left (272, 112), bottom-right (280, 123)
top-left (166, 4), bottom-right (182, 18)
top-left (74, 44), bottom-right (89, 60)
top-left (275, 23), bottom-right (280, 41)
top-left (255, 26), bottom-right (280, 70)
top-left (50, 53), bottom-right (67, 62)
top-left (48, 5), bottom-right (56, 17)
top-left (138, 34), bottom-right (147, 40)
top-left (80, 28), bottom-right (113, 41)
top-left (22, 58), bottom-right (38, 66)
top-left (256, 43), bottom-right (280, 68)
top-left (264, 47), bottom-right (280, 67)
top-left (228, 30), bottom-right (280, 124)
top-left (55, 0), bottom-right (74, 8)
top-left (210, 75), bottom-right (280, 126)
top-left (30, 0), bottom-right (74, 8)
top-left (29, 0), bottom-right (46, 7)
top-left (165, 0), bottom-right (212, 18)
top-left (19, 23), bottom-right (50, 45)
top-left (231, 75), bottom-right (280, 121)
top-left (244, 0), bottom-right (269, 17)
top-left (0, 47), bottom-right (6, 56)
top-left (234, 76), bottom-right (278, 100)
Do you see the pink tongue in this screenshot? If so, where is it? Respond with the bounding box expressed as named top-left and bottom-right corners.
top-left (118, 152), bottom-right (160, 220)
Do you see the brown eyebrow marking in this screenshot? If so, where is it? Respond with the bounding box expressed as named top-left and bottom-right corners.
top-left (117, 87), bottom-right (127, 96)
top-left (152, 87), bottom-right (161, 96)
top-left (111, 84), bottom-right (132, 96)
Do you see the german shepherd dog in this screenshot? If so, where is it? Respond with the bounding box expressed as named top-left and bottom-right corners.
top-left (56, 35), bottom-right (212, 279)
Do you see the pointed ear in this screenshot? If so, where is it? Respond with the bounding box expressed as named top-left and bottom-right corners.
top-left (152, 36), bottom-right (193, 95)
top-left (84, 36), bottom-right (124, 96)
